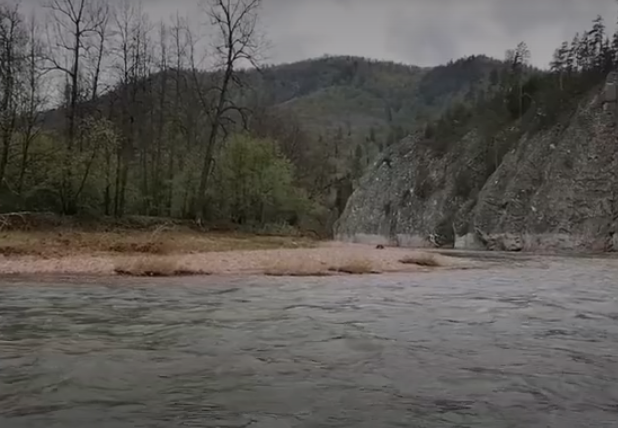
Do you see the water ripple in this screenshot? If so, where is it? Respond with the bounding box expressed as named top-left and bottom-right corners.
top-left (1, 258), bottom-right (618, 427)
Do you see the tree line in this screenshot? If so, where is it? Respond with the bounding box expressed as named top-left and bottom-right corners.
top-left (0, 0), bottom-right (333, 232)
top-left (423, 12), bottom-right (618, 161)
top-left (550, 15), bottom-right (616, 79)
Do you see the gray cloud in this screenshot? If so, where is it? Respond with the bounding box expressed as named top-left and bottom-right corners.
top-left (19, 0), bottom-right (618, 68)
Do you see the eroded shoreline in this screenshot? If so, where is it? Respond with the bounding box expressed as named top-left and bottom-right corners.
top-left (0, 242), bottom-right (474, 277)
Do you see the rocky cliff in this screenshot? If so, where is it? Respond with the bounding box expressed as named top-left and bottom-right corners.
top-left (335, 73), bottom-right (618, 252)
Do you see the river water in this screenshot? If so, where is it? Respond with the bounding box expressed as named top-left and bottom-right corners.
top-left (1, 257), bottom-right (618, 427)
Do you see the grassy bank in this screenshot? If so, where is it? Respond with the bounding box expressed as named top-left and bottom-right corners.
top-left (0, 213), bottom-right (462, 278)
top-left (0, 212), bottom-right (318, 259)
top-left (112, 247), bottom-right (447, 277)
top-left (0, 229), bottom-right (316, 258)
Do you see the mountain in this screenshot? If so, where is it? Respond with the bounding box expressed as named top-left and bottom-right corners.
top-left (248, 54), bottom-right (506, 143)
top-left (41, 54), bottom-right (506, 152)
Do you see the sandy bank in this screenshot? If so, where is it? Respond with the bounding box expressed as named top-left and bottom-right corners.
top-left (0, 242), bottom-right (472, 277)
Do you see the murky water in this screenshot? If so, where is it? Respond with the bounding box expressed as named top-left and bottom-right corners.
top-left (1, 258), bottom-right (618, 427)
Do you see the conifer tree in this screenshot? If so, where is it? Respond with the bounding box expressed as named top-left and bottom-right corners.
top-left (588, 15), bottom-right (608, 73)
top-left (569, 33), bottom-right (581, 71)
top-left (550, 41), bottom-right (569, 89)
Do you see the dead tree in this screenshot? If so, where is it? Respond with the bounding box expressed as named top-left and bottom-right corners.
top-left (193, 0), bottom-right (264, 223)
top-left (17, 11), bottom-right (46, 195)
top-left (109, 0), bottom-right (151, 216)
top-left (45, 0), bottom-right (109, 213)
top-left (86, 2), bottom-right (109, 102)
top-left (0, 4), bottom-right (27, 186)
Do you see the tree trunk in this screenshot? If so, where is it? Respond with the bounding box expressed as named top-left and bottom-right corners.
top-left (195, 69), bottom-right (233, 221)
top-left (0, 39), bottom-right (15, 187)
top-left (0, 130), bottom-right (11, 186)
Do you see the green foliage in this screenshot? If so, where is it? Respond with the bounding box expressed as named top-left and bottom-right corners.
top-left (415, 55), bottom-right (504, 107)
top-left (250, 54), bottom-right (508, 181)
top-left (0, 118), bottom-right (121, 214)
top-left (416, 10), bottom-right (616, 177)
top-left (210, 133), bottom-right (309, 226)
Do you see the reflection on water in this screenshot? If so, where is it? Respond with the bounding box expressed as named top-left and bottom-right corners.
top-left (1, 259), bottom-right (618, 427)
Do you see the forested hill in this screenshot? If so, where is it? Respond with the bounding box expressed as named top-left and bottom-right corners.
top-left (42, 54), bottom-right (506, 150)
top-left (0, 0), bottom-right (510, 237)
top-left (248, 54), bottom-right (506, 142)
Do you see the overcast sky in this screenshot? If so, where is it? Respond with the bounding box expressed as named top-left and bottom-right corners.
top-left (20, 0), bottom-right (618, 68)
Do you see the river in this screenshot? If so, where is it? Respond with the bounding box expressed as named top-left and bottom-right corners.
top-left (1, 256), bottom-right (618, 427)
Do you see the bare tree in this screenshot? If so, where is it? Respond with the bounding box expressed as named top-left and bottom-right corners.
top-left (150, 19), bottom-right (169, 214)
top-left (0, 3), bottom-right (27, 187)
top-left (164, 14), bottom-right (205, 217)
top-left (16, 11), bottom-right (47, 195)
top-left (46, 0), bottom-right (108, 143)
top-left (109, 0), bottom-right (152, 216)
top-left (193, 0), bottom-right (264, 222)
top-left (505, 41), bottom-right (531, 117)
top-left (45, 0), bottom-right (109, 213)
top-left (85, 1), bottom-right (109, 102)
top-left (168, 13), bottom-right (188, 215)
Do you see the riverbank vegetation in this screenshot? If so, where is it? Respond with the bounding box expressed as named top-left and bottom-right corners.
top-left (111, 248), bottom-right (449, 278)
top-left (0, 228), bottom-right (315, 258)
top-left (1, 0), bottom-right (617, 245)
top-left (399, 253), bottom-right (442, 267)
top-left (113, 256), bottom-right (210, 277)
top-left (0, 0), bottom-right (330, 236)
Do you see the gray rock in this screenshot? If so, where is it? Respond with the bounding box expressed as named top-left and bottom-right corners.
top-left (454, 233), bottom-right (485, 250)
top-left (335, 73), bottom-right (618, 252)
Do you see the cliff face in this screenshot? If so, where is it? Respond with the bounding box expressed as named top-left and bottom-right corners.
top-left (335, 74), bottom-right (618, 252)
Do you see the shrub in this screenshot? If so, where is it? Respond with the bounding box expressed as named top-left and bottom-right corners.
top-left (114, 256), bottom-right (209, 277)
top-left (399, 253), bottom-right (442, 267)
